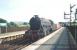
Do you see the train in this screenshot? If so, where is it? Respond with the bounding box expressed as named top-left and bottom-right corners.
top-left (24, 15), bottom-right (58, 42)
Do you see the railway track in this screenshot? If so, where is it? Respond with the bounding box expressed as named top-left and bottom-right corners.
top-left (0, 39), bottom-right (32, 50)
top-left (0, 29), bottom-right (56, 50)
top-left (0, 31), bottom-right (31, 50)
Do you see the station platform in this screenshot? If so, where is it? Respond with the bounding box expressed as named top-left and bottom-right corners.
top-left (0, 31), bottom-right (25, 39)
top-left (22, 27), bottom-right (77, 50)
top-left (0, 31), bottom-right (26, 44)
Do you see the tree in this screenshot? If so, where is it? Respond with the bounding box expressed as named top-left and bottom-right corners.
top-left (9, 22), bottom-right (17, 27)
top-left (10, 22), bottom-right (15, 25)
top-left (0, 18), bottom-right (7, 23)
top-left (23, 22), bottom-right (28, 25)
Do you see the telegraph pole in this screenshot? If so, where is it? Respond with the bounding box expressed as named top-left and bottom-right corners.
top-left (75, 9), bottom-right (77, 43)
top-left (70, 4), bottom-right (72, 26)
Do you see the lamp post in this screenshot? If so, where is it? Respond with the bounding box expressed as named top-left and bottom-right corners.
top-left (75, 9), bottom-right (77, 42)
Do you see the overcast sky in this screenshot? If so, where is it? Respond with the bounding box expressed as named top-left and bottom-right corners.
top-left (0, 0), bottom-right (77, 23)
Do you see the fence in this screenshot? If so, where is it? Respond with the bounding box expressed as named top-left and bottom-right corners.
top-left (0, 26), bottom-right (29, 33)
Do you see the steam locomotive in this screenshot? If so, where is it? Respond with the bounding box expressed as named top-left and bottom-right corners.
top-left (24, 15), bottom-right (56, 42)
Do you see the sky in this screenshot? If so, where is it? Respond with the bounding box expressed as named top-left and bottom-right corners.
top-left (0, 0), bottom-right (77, 23)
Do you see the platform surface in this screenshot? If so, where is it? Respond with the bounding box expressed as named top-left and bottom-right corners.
top-left (0, 31), bottom-right (25, 39)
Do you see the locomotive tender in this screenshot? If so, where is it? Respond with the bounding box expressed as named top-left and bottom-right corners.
top-left (24, 15), bottom-right (54, 41)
